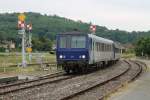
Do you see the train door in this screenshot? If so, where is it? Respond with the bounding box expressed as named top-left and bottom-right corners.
top-left (93, 41), bottom-right (95, 63)
top-left (113, 44), bottom-right (115, 59)
top-left (90, 39), bottom-right (95, 64)
top-left (89, 38), bottom-right (93, 64)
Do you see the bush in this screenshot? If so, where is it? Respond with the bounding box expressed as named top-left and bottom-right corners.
top-left (135, 37), bottom-right (150, 57)
top-left (0, 47), bottom-right (5, 52)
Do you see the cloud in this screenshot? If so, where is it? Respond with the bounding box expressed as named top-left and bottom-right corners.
top-left (0, 0), bottom-right (150, 31)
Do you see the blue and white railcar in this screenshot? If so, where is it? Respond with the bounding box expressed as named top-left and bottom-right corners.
top-left (88, 34), bottom-right (114, 65)
top-left (114, 43), bottom-right (122, 60)
top-left (56, 32), bottom-right (121, 73)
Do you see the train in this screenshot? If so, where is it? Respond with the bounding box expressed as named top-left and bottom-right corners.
top-left (56, 31), bottom-right (122, 73)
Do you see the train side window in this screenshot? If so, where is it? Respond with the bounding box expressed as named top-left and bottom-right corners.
top-left (108, 45), bottom-right (110, 51)
top-left (101, 44), bottom-right (103, 51)
top-left (95, 42), bottom-right (97, 51)
top-left (98, 43), bottom-right (99, 51)
top-left (96, 42), bottom-right (98, 51)
top-left (102, 43), bottom-right (104, 51)
top-left (100, 43), bottom-right (102, 51)
top-left (107, 45), bottom-right (108, 51)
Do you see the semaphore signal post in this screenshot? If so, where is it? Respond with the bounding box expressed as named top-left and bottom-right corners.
top-left (26, 23), bottom-right (32, 62)
top-left (90, 25), bottom-right (96, 34)
top-left (18, 13), bottom-right (27, 67)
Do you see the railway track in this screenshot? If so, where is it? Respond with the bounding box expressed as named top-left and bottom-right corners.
top-left (26, 60), bottom-right (130, 100)
top-left (0, 71), bottom-right (71, 95)
top-left (0, 60), bottom-right (145, 100)
top-left (61, 60), bottom-right (144, 100)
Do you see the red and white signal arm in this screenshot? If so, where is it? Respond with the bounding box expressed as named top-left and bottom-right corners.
top-left (18, 20), bottom-right (25, 29)
top-left (27, 24), bottom-right (32, 31)
top-left (90, 25), bottom-right (96, 33)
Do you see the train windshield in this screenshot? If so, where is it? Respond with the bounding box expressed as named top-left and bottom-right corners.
top-left (59, 35), bottom-right (86, 48)
top-left (71, 36), bottom-right (86, 48)
top-left (59, 36), bottom-right (68, 48)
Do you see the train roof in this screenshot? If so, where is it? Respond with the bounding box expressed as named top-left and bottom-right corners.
top-left (88, 34), bottom-right (114, 44)
top-left (57, 32), bottom-right (114, 44)
top-left (58, 31), bottom-right (86, 35)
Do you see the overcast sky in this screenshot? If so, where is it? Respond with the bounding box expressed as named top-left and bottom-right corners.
top-left (0, 0), bottom-right (150, 32)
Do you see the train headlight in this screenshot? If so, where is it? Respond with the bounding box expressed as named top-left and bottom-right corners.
top-left (59, 55), bottom-right (63, 59)
top-left (82, 55), bottom-right (86, 59)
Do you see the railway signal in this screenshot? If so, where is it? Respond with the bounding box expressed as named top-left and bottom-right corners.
top-left (18, 21), bottom-right (25, 29)
top-left (27, 24), bottom-right (32, 31)
top-left (18, 13), bottom-right (27, 67)
top-left (90, 25), bottom-right (96, 34)
top-left (18, 13), bottom-right (26, 21)
top-left (27, 23), bottom-right (32, 62)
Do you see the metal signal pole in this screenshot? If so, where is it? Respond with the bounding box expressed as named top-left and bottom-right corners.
top-left (18, 13), bottom-right (27, 67)
top-left (27, 24), bottom-right (32, 63)
top-left (22, 29), bottom-right (26, 67)
top-left (29, 30), bottom-right (32, 62)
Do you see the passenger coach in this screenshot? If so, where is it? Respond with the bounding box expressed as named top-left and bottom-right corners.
top-left (56, 31), bottom-right (121, 73)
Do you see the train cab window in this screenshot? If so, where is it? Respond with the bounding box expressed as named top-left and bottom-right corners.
top-left (59, 36), bottom-right (67, 48)
top-left (71, 36), bottom-right (86, 48)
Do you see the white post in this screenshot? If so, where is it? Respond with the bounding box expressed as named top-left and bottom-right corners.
top-left (18, 13), bottom-right (27, 67)
top-left (29, 31), bottom-right (32, 62)
top-left (22, 29), bottom-right (26, 67)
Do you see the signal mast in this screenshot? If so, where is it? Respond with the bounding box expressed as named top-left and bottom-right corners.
top-left (18, 13), bottom-right (26, 67)
top-left (26, 23), bottom-right (32, 62)
top-left (90, 25), bottom-right (96, 34)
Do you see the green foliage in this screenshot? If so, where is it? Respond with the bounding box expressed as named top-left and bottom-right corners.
top-left (135, 37), bottom-right (150, 56)
top-left (32, 36), bottom-right (52, 51)
top-left (0, 47), bottom-right (5, 52)
top-left (0, 12), bottom-right (150, 51)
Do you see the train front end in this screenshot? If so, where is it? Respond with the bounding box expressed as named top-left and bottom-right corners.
top-left (56, 32), bottom-right (89, 73)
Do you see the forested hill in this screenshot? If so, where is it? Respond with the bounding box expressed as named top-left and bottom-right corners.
top-left (0, 12), bottom-right (150, 47)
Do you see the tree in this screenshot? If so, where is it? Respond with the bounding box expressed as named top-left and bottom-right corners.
top-left (135, 37), bottom-right (150, 56)
top-left (32, 37), bottom-right (52, 51)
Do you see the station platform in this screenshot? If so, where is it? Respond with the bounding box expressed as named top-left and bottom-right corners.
top-left (109, 59), bottom-right (150, 100)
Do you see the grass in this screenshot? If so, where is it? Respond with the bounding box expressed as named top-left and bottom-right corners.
top-left (0, 52), bottom-right (56, 74)
top-left (121, 53), bottom-right (135, 59)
